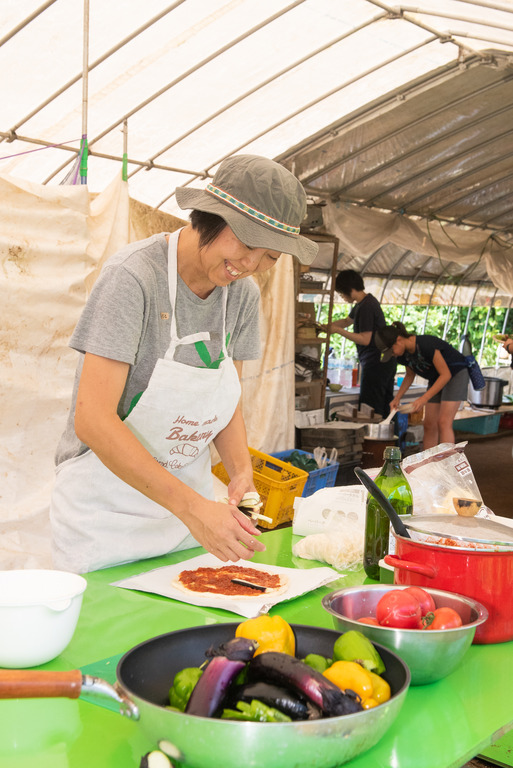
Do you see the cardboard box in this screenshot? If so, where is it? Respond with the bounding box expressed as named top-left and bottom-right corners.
top-left (294, 408), bottom-right (325, 428)
top-left (295, 380), bottom-right (323, 410)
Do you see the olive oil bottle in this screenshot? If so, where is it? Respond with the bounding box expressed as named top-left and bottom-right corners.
top-left (363, 446), bottom-right (413, 580)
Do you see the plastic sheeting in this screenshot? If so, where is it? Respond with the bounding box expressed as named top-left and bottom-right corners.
top-left (323, 201), bottom-right (513, 299)
top-left (0, 173), bottom-right (294, 569)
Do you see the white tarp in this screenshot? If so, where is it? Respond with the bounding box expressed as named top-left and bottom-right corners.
top-left (0, 172), bottom-right (294, 569)
top-left (324, 201), bottom-right (513, 297)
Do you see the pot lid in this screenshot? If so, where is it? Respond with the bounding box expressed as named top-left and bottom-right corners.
top-left (403, 514), bottom-right (513, 548)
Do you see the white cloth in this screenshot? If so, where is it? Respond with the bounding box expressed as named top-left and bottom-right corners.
top-left (50, 229), bottom-right (241, 573)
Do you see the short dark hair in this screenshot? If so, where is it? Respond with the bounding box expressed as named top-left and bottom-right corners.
top-left (189, 210), bottom-right (228, 249)
top-left (335, 269), bottom-right (364, 296)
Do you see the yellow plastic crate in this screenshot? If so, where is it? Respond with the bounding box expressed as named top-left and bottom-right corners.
top-left (212, 447), bottom-right (308, 529)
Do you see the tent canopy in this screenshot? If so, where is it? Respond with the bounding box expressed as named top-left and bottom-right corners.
top-left (1, 0), bottom-right (513, 297)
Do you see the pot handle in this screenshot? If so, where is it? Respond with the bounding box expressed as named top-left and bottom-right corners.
top-left (384, 554), bottom-right (437, 578)
top-left (0, 669), bottom-right (83, 698)
top-left (0, 670), bottom-right (139, 719)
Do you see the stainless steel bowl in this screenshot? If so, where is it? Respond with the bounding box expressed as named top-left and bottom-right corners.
top-left (322, 585), bottom-right (488, 686)
top-left (365, 423), bottom-right (395, 440)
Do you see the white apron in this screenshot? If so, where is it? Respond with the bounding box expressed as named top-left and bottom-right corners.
top-left (50, 229), bottom-right (241, 573)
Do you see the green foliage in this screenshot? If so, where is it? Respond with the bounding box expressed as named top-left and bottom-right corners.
top-left (318, 302), bottom-right (513, 368)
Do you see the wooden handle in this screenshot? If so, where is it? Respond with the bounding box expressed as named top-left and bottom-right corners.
top-left (0, 669), bottom-right (83, 699)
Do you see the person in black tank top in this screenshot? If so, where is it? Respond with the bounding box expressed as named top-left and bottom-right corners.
top-left (375, 322), bottom-right (469, 449)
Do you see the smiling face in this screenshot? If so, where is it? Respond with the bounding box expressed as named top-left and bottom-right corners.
top-left (199, 226), bottom-right (281, 287)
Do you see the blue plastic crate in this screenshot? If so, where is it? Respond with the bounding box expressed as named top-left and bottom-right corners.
top-left (454, 413), bottom-right (501, 435)
top-left (272, 449), bottom-right (339, 497)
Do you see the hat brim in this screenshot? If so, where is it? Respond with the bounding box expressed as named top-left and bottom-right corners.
top-left (175, 186), bottom-right (318, 265)
top-left (380, 348), bottom-right (395, 363)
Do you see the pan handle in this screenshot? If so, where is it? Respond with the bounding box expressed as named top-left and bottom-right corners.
top-left (0, 670), bottom-right (139, 719)
top-left (384, 554), bottom-right (437, 578)
top-left (0, 669), bottom-right (83, 698)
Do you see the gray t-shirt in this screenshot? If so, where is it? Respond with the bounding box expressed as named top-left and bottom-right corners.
top-left (56, 232), bottom-right (261, 465)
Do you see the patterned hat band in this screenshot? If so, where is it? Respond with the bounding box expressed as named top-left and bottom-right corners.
top-left (206, 183), bottom-right (300, 236)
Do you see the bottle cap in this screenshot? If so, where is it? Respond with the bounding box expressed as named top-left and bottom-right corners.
top-left (383, 446), bottom-right (401, 461)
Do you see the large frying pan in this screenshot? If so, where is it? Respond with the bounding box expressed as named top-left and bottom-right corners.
top-left (0, 623), bottom-right (410, 768)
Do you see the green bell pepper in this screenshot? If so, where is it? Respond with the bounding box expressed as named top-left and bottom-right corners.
top-left (221, 699), bottom-right (291, 722)
top-left (168, 667), bottom-right (203, 711)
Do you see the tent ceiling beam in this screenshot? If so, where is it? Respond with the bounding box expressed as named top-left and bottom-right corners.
top-left (483, 199), bottom-right (513, 228)
top-left (359, 244), bottom-right (390, 274)
top-left (1, 1), bottom-right (512, 293)
top-left (410, 152), bottom-right (513, 213)
top-left (366, 0), bottom-right (507, 53)
top-left (366, 148), bottom-right (513, 217)
top-left (436, 167), bottom-right (513, 221)
top-left (327, 85), bottom-right (513, 198)
top-left (155, 29), bottom-right (435, 209)
top-left (399, 4), bottom-right (513, 35)
top-left (0, 131), bottom-right (203, 178)
top-left (1, 1), bottom-right (186, 142)
top-left (469, 185), bottom-right (513, 224)
top-left (127, 10), bottom-right (388, 182)
top-left (43, 0), bottom-right (308, 184)
top-left (0, 0), bottom-right (57, 48)
top-left (378, 250), bottom-right (415, 302)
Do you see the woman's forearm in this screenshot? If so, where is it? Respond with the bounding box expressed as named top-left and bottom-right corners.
top-left (213, 405), bottom-right (253, 485)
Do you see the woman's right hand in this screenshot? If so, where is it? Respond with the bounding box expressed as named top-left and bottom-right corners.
top-left (182, 498), bottom-right (265, 563)
top-left (390, 396), bottom-right (401, 412)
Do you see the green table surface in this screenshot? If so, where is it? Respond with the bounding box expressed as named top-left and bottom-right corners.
top-left (2, 528), bottom-right (513, 768)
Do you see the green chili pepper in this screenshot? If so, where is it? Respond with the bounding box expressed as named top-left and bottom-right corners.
top-left (221, 699), bottom-right (291, 722)
top-left (168, 667), bottom-right (203, 711)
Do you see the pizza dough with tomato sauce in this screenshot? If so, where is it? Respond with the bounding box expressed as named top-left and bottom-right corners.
top-left (172, 564), bottom-right (289, 599)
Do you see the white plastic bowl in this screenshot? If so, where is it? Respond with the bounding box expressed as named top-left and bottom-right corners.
top-left (0, 569), bottom-right (87, 668)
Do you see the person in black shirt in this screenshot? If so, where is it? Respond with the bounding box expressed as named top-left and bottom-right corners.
top-left (328, 270), bottom-right (396, 417)
top-left (375, 322), bottom-right (469, 449)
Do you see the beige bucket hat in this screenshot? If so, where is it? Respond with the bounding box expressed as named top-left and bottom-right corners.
top-left (175, 154), bottom-right (318, 265)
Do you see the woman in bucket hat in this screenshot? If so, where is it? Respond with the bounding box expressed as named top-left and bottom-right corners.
top-left (50, 155), bottom-right (317, 573)
top-left (375, 322), bottom-right (469, 449)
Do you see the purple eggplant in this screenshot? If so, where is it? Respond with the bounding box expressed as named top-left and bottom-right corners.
top-left (185, 637), bottom-right (257, 717)
top-left (246, 652), bottom-right (363, 716)
top-left (229, 681), bottom-right (322, 720)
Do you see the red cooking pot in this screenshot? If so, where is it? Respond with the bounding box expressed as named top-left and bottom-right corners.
top-left (385, 534), bottom-right (513, 644)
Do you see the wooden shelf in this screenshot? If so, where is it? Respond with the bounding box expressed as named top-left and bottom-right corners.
top-left (296, 337), bottom-right (328, 346)
top-left (294, 233), bottom-right (339, 411)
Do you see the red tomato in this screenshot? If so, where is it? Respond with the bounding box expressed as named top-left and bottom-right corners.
top-left (424, 607), bottom-right (463, 630)
top-left (357, 616), bottom-right (379, 625)
top-left (403, 586), bottom-right (436, 616)
top-left (376, 589), bottom-right (422, 629)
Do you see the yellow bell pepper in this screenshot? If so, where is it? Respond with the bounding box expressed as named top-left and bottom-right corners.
top-left (368, 670), bottom-right (391, 704)
top-left (235, 615), bottom-right (295, 656)
top-left (323, 660), bottom-right (373, 701)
